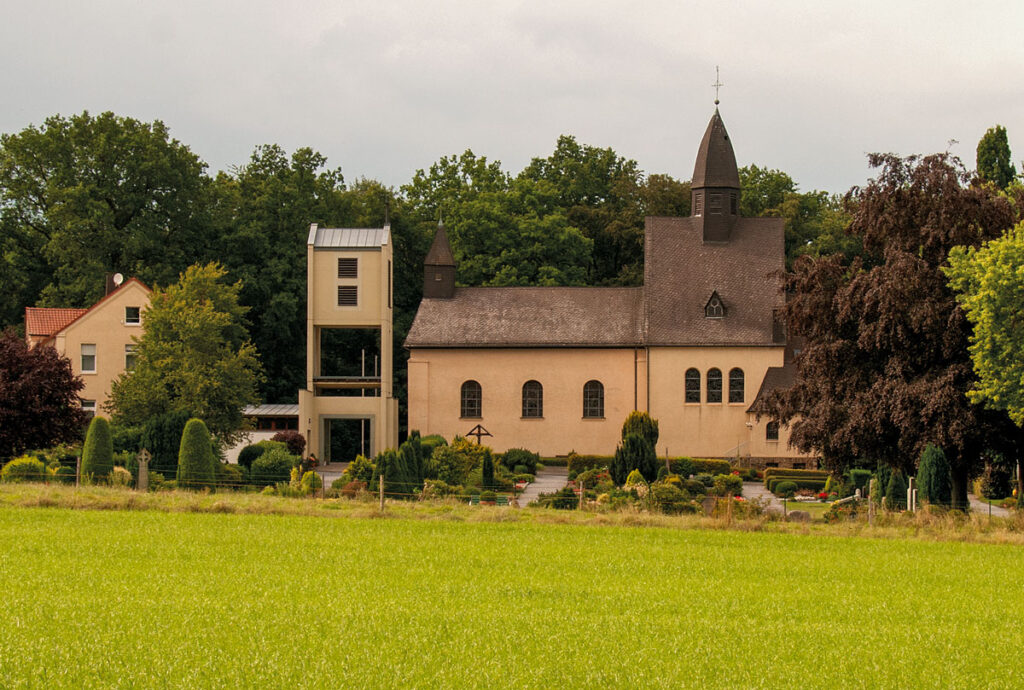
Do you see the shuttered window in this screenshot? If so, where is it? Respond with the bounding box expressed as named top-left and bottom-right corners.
top-left (337, 286), bottom-right (357, 306)
top-left (337, 258), bottom-right (358, 278)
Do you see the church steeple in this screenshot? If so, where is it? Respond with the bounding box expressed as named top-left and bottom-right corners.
top-left (423, 221), bottom-right (456, 299)
top-left (691, 109), bottom-right (741, 242)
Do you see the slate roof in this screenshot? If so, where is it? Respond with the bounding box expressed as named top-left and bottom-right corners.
top-left (406, 287), bottom-right (644, 347)
top-left (243, 404), bottom-right (299, 417)
top-left (644, 216), bottom-right (785, 346)
top-left (747, 364), bottom-right (796, 413)
top-left (308, 224), bottom-right (389, 248)
top-left (425, 224), bottom-right (455, 266)
top-left (25, 308), bottom-right (88, 338)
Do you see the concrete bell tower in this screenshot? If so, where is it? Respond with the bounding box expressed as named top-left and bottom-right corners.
top-left (298, 224), bottom-right (399, 463)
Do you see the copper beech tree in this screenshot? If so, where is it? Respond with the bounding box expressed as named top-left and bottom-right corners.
top-left (766, 153), bottom-right (1024, 508)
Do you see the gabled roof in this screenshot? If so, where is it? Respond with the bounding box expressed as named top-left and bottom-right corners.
top-left (405, 287), bottom-right (644, 348)
top-left (746, 364), bottom-right (796, 413)
top-left (308, 223), bottom-right (390, 248)
top-left (691, 109), bottom-right (740, 189)
top-left (25, 277), bottom-right (151, 342)
top-left (25, 308), bottom-right (87, 338)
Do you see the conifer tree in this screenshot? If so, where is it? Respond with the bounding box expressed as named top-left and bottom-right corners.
top-left (917, 444), bottom-right (952, 506)
top-left (884, 469), bottom-right (908, 510)
top-left (481, 450), bottom-right (494, 490)
top-left (81, 416), bottom-right (114, 481)
top-left (176, 418), bottom-right (216, 490)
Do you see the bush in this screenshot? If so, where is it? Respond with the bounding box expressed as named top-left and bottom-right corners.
top-left (431, 443), bottom-right (480, 486)
top-left (684, 479), bottom-right (706, 495)
top-left (668, 457), bottom-right (695, 477)
top-left (576, 468), bottom-right (611, 490)
top-left (341, 454), bottom-right (376, 484)
top-left (176, 419), bottom-right (216, 490)
top-left (622, 411), bottom-right (659, 449)
top-left (421, 479), bottom-right (461, 499)
top-left (884, 469), bottom-right (908, 510)
top-left (481, 451), bottom-right (495, 490)
top-left (52, 464), bottom-right (76, 484)
top-left (335, 480), bottom-right (368, 498)
top-left (695, 473), bottom-right (714, 487)
top-left (763, 467), bottom-right (828, 486)
top-left (250, 446), bottom-right (297, 487)
top-left (775, 481), bottom-right (798, 498)
top-left (611, 434), bottom-right (657, 485)
top-left (237, 444), bottom-right (266, 470)
top-left (765, 477), bottom-right (826, 494)
top-left (81, 416), bottom-right (114, 481)
top-left (109, 422), bottom-right (143, 454)
top-left (301, 470), bottom-right (323, 493)
top-left (216, 462), bottom-right (246, 489)
top-left (2, 456), bottom-right (46, 483)
top-left (109, 466), bottom-right (133, 488)
top-left (418, 433), bottom-right (447, 457)
top-left (141, 410), bottom-right (191, 478)
top-left (566, 454), bottom-right (613, 474)
top-left (848, 469), bottom-right (873, 492)
top-left (513, 464), bottom-right (529, 476)
top-left (917, 445), bottom-right (952, 506)
top-left (270, 430), bottom-right (306, 457)
top-left (978, 462), bottom-right (1013, 500)
top-left (502, 448), bottom-right (539, 474)
top-left (479, 490), bottom-right (497, 503)
top-left (713, 474), bottom-right (743, 497)
top-left (689, 458), bottom-right (731, 476)
top-left (540, 486), bottom-right (578, 510)
top-left (652, 482), bottom-right (690, 514)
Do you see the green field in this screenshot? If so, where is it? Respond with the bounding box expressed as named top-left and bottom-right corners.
top-left (1, 505), bottom-right (1022, 688)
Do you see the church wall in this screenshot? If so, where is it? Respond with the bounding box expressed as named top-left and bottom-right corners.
top-left (406, 347), bottom-right (644, 456)
top-left (647, 346), bottom-right (811, 462)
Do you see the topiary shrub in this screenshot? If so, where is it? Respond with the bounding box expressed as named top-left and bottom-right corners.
top-left (668, 457), bottom-right (695, 477)
top-left (690, 458), bottom-right (732, 476)
top-left (695, 473), bottom-right (714, 488)
top-left (301, 470), bottom-right (322, 493)
top-left (622, 411), bottom-right (659, 449)
top-left (884, 469), bottom-right (908, 510)
top-left (917, 444), bottom-right (951, 506)
top-left (611, 433), bottom-right (657, 485)
top-left (177, 418), bottom-right (216, 491)
top-left (775, 481), bottom-right (798, 498)
top-left (479, 490), bottom-right (497, 504)
top-left (237, 444), bottom-right (266, 470)
top-left (848, 468), bottom-right (873, 492)
top-left (81, 416), bottom-right (114, 481)
top-left (340, 454), bottom-right (376, 484)
top-left (271, 430), bottom-right (306, 457)
top-left (250, 446), bottom-right (297, 487)
top-left (684, 479), bottom-right (706, 495)
top-left (713, 473), bottom-right (743, 497)
top-left (503, 448), bottom-right (539, 474)
top-left (2, 456), bottom-right (46, 483)
top-left (651, 483), bottom-right (690, 514)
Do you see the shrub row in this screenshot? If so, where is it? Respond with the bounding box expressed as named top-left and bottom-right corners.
top-left (666, 457), bottom-right (732, 477)
top-left (566, 455), bottom-right (612, 473)
top-left (767, 477), bottom-right (827, 494)
top-left (763, 468), bottom-right (827, 487)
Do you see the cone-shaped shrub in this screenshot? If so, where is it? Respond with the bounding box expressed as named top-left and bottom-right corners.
top-left (177, 418), bottom-right (216, 490)
top-left (81, 416), bottom-right (114, 480)
top-left (611, 433), bottom-right (657, 485)
top-left (481, 450), bottom-right (495, 490)
top-left (917, 444), bottom-right (952, 507)
top-left (884, 469), bottom-right (908, 510)
top-left (621, 411), bottom-right (659, 449)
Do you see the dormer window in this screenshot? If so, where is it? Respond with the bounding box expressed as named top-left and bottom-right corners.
top-left (705, 291), bottom-right (725, 318)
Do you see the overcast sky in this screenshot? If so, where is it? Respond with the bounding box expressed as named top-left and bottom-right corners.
top-left (3, 1), bottom-right (1022, 194)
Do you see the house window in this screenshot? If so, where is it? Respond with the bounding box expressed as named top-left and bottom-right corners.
top-left (522, 380), bottom-right (543, 418)
top-left (125, 306), bottom-right (141, 325)
top-left (766, 421), bottom-right (780, 441)
top-left (81, 344), bottom-right (96, 373)
top-left (461, 380), bottom-right (482, 418)
top-left (729, 368), bottom-right (744, 403)
top-left (81, 400), bottom-right (96, 418)
top-left (685, 368), bottom-right (701, 403)
top-left (337, 258), bottom-right (358, 278)
top-left (337, 286), bottom-right (357, 306)
top-left (709, 193), bottom-right (723, 215)
top-left (705, 292), bottom-right (725, 318)
top-left (125, 344), bottom-right (138, 371)
top-left (583, 380), bottom-right (604, 418)
top-left (694, 192), bottom-right (703, 217)
top-left (706, 368), bottom-right (722, 403)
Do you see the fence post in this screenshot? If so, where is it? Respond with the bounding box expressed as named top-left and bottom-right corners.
top-left (578, 481), bottom-right (584, 511)
top-left (868, 478), bottom-right (876, 525)
top-left (379, 474), bottom-right (384, 512)
top-left (75, 455), bottom-right (81, 487)
top-left (907, 476), bottom-right (916, 513)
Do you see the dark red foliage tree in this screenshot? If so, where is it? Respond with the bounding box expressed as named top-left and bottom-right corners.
top-left (766, 154), bottom-right (1024, 508)
top-left (0, 330), bottom-right (87, 460)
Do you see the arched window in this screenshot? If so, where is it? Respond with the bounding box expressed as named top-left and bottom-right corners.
top-left (705, 291), bottom-right (725, 318)
top-left (460, 380), bottom-right (481, 418)
top-left (729, 368), bottom-right (744, 403)
top-left (766, 421), bottom-right (780, 441)
top-left (707, 368), bottom-right (722, 403)
top-left (583, 380), bottom-right (604, 418)
top-left (685, 368), bottom-right (701, 403)
top-left (522, 380), bottom-right (543, 418)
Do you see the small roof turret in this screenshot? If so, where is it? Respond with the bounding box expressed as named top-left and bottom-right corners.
top-left (691, 109), bottom-right (740, 191)
top-left (425, 222), bottom-right (456, 267)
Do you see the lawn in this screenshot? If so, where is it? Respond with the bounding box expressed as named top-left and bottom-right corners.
top-left (1, 504), bottom-right (1022, 688)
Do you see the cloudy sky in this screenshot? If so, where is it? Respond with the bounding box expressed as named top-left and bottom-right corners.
top-left (3, 1), bottom-right (1022, 194)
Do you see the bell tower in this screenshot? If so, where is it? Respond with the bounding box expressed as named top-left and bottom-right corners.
top-left (690, 109), bottom-right (742, 243)
top-left (423, 221), bottom-right (456, 299)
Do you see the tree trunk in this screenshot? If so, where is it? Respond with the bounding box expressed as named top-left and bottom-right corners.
top-left (1017, 458), bottom-right (1023, 503)
top-left (951, 464), bottom-right (970, 511)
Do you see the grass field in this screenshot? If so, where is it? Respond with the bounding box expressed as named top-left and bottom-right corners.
top-left (1, 502), bottom-right (1023, 688)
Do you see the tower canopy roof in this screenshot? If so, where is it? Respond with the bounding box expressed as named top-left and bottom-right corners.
top-left (691, 110), bottom-right (740, 190)
top-left (425, 223), bottom-right (456, 266)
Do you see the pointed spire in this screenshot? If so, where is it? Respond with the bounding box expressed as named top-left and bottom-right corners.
top-left (425, 221), bottom-right (455, 267)
top-left (423, 221), bottom-right (456, 299)
top-left (691, 110), bottom-right (740, 190)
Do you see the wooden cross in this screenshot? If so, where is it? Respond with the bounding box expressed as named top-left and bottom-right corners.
top-left (466, 424), bottom-right (492, 444)
top-left (712, 66), bottom-right (723, 105)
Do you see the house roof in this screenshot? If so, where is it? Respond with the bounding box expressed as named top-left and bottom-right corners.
top-left (243, 404), bottom-right (299, 417)
top-left (691, 109), bottom-right (741, 190)
top-left (25, 308), bottom-right (88, 338)
top-left (25, 277), bottom-right (151, 341)
top-left (746, 364), bottom-right (796, 413)
top-left (308, 224), bottom-right (390, 249)
top-left (405, 287), bottom-right (645, 347)
top-left (644, 216), bottom-right (785, 346)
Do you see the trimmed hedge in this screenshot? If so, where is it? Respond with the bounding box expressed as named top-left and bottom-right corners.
top-left (691, 458), bottom-right (731, 476)
top-left (767, 477), bottom-right (827, 494)
top-left (763, 468), bottom-right (827, 487)
top-left (566, 455), bottom-right (613, 473)
top-left (177, 418), bottom-right (216, 490)
top-left (82, 416), bottom-right (114, 481)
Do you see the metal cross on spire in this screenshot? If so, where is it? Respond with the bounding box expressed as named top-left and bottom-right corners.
top-left (712, 66), bottom-right (723, 106)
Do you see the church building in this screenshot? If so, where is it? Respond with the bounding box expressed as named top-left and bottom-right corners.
top-left (404, 109), bottom-right (813, 467)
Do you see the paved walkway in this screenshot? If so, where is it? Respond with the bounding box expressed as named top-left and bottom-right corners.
top-left (517, 466), bottom-right (569, 506)
top-left (316, 462), bottom-right (348, 488)
top-left (968, 494), bottom-right (1011, 518)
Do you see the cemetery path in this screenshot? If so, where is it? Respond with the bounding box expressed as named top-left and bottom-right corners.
top-left (518, 466), bottom-right (569, 506)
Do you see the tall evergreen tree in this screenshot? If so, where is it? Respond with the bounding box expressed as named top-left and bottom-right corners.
top-left (917, 444), bottom-right (952, 506)
top-left (81, 416), bottom-right (114, 481)
top-left (976, 125), bottom-right (1016, 189)
top-left (176, 418), bottom-right (216, 490)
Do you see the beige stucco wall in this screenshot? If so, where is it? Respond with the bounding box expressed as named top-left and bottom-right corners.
top-left (52, 281), bottom-right (151, 413)
top-left (407, 345), bottom-right (813, 463)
